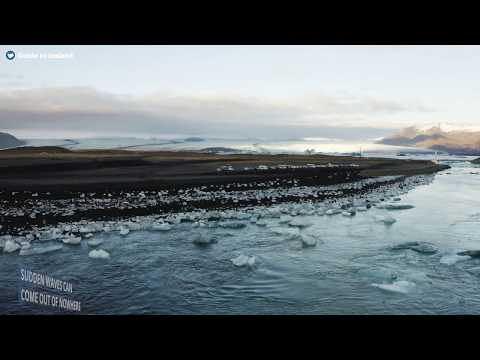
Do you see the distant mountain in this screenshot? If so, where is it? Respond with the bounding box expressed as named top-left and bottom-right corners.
top-left (377, 126), bottom-right (480, 155)
top-left (0, 132), bottom-right (25, 149)
top-left (183, 137), bottom-right (205, 142)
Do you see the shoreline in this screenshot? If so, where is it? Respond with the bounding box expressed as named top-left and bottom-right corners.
top-left (0, 147), bottom-right (449, 237)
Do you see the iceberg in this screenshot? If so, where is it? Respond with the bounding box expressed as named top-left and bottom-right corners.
top-left (88, 249), bottom-right (110, 259)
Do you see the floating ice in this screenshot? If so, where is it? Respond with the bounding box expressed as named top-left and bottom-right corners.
top-left (87, 238), bottom-right (104, 247)
top-left (119, 227), bottom-right (130, 236)
top-left (270, 227), bottom-right (300, 240)
top-left (375, 215), bottom-right (397, 225)
top-left (151, 223), bottom-right (173, 231)
top-left (19, 244), bottom-right (63, 256)
top-left (3, 240), bottom-right (20, 253)
top-left (255, 220), bottom-right (268, 227)
top-left (288, 219), bottom-right (312, 228)
top-left (192, 233), bottom-right (217, 245)
top-left (440, 254), bottom-right (471, 265)
top-left (62, 236), bottom-right (81, 245)
top-left (84, 233), bottom-right (93, 239)
top-left (372, 280), bottom-right (416, 294)
top-left (88, 249), bottom-right (110, 259)
top-left (279, 215), bottom-right (293, 224)
top-left (231, 254), bottom-right (256, 267)
top-left (300, 234), bottom-right (317, 247)
top-left (326, 209), bottom-right (342, 215)
top-left (391, 241), bottom-right (438, 254)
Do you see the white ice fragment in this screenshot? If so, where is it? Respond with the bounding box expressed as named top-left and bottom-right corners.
top-left (119, 227), bottom-right (130, 236)
top-left (288, 218), bottom-right (313, 228)
top-left (87, 238), bottom-right (103, 247)
top-left (62, 236), bottom-right (81, 245)
top-left (192, 233), bottom-right (217, 245)
top-left (231, 254), bottom-right (256, 267)
top-left (3, 240), bottom-right (20, 253)
top-left (372, 280), bottom-right (416, 294)
top-left (300, 234), bottom-right (317, 247)
top-left (88, 249), bottom-right (110, 259)
top-left (279, 215), bottom-right (293, 224)
top-left (326, 209), bottom-right (342, 215)
top-left (376, 215), bottom-right (397, 225)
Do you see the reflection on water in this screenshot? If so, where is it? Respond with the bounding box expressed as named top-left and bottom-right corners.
top-left (1, 160), bottom-right (480, 314)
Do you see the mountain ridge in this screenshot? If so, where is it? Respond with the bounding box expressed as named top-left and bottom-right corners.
top-left (377, 126), bottom-right (480, 155)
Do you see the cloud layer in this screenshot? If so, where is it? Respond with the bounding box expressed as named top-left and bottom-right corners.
top-left (0, 87), bottom-right (431, 139)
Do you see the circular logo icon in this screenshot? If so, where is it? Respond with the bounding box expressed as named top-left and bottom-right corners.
top-left (6, 50), bottom-right (15, 61)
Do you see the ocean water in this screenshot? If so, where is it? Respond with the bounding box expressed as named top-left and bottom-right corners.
top-left (1, 159), bottom-right (480, 314)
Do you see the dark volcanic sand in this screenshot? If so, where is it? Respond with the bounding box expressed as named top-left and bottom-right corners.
top-left (0, 147), bottom-right (449, 235)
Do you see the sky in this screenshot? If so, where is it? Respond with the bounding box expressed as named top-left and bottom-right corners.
top-left (1, 45), bottom-right (480, 140)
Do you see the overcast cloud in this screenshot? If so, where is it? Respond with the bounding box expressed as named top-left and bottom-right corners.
top-left (0, 87), bottom-right (431, 139)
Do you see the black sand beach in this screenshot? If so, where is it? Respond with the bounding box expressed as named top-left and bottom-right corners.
top-left (0, 147), bottom-right (449, 235)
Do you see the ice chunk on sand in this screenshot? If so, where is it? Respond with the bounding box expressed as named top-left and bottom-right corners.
top-left (231, 254), bottom-right (256, 267)
top-left (372, 280), bottom-right (416, 294)
top-left (88, 249), bottom-right (110, 259)
top-left (3, 240), bottom-right (20, 253)
top-left (440, 254), bottom-right (471, 265)
top-left (151, 223), bottom-right (173, 231)
top-left (62, 236), bottom-right (81, 245)
top-left (20, 244), bottom-right (63, 256)
top-left (119, 227), bottom-right (130, 236)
